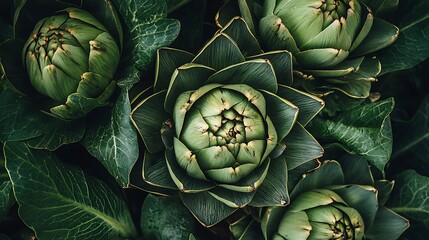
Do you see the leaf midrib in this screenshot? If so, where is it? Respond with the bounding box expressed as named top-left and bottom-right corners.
top-left (393, 132), bottom-right (429, 158)
top-left (400, 13), bottom-right (429, 32)
top-left (20, 189), bottom-right (132, 237)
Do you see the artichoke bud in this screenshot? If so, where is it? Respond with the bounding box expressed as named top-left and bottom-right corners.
top-left (264, 0), bottom-right (368, 58)
top-left (173, 85), bottom-right (277, 184)
top-left (22, 7), bottom-right (120, 119)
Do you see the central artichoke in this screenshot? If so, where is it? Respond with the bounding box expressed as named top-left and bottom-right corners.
top-left (173, 84), bottom-right (277, 184)
top-left (22, 7), bottom-right (120, 119)
top-left (131, 18), bottom-right (325, 226)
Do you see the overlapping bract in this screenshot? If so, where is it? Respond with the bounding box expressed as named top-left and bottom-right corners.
top-left (131, 17), bottom-right (324, 226)
top-left (22, 8), bottom-right (120, 119)
top-left (230, 158), bottom-right (409, 240)
top-left (216, 0), bottom-right (399, 98)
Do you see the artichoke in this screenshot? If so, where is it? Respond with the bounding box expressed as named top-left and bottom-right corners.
top-left (229, 158), bottom-right (409, 240)
top-left (22, 8), bottom-right (120, 119)
top-left (131, 17), bottom-right (325, 226)
top-left (0, 0), bottom-right (179, 150)
top-left (216, 0), bottom-right (399, 98)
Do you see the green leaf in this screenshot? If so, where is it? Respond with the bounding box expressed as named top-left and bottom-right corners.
top-left (220, 17), bottom-right (262, 57)
top-left (179, 191), bottom-right (236, 227)
top-left (3, 141), bottom-right (137, 239)
top-left (308, 98), bottom-right (394, 172)
top-left (359, 0), bottom-right (399, 18)
top-left (351, 19), bottom-right (399, 57)
top-left (0, 15), bottom-right (13, 44)
top-left (290, 160), bottom-right (344, 198)
top-left (377, 0), bottom-right (429, 74)
top-left (142, 151), bottom-right (177, 190)
top-left (155, 48), bottom-right (195, 92)
top-left (82, 89), bottom-right (139, 188)
top-left (0, 90), bottom-right (85, 150)
top-left (0, 181), bottom-right (13, 222)
top-left (207, 59), bottom-right (278, 93)
top-left (247, 51), bottom-right (293, 85)
top-left (230, 215), bottom-right (264, 240)
top-left (365, 207), bottom-right (409, 240)
top-left (387, 170), bottom-right (427, 239)
top-left (392, 96), bottom-right (429, 175)
top-left (113, 0), bottom-right (180, 71)
top-left (169, 0), bottom-right (205, 53)
top-left (330, 185), bottom-right (378, 229)
top-left (0, 235), bottom-right (10, 240)
top-left (141, 194), bottom-right (198, 240)
top-left (131, 90), bottom-right (170, 153)
top-left (276, 85), bottom-right (325, 126)
top-left (165, 64), bottom-right (215, 113)
top-left (281, 123), bottom-right (324, 170)
top-left (192, 33), bottom-right (245, 70)
top-left (337, 154), bottom-right (374, 186)
top-left (250, 156), bottom-right (289, 207)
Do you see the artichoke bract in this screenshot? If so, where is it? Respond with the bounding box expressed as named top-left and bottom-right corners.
top-left (216, 0), bottom-right (399, 98)
top-left (230, 159), bottom-right (409, 240)
top-left (22, 8), bottom-right (120, 119)
top-left (131, 17), bottom-right (325, 226)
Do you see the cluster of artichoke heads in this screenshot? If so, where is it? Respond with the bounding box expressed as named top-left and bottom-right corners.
top-left (131, 0), bottom-right (407, 236)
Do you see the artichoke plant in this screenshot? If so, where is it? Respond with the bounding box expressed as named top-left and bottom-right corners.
top-left (131, 17), bottom-right (325, 226)
top-left (22, 8), bottom-right (120, 119)
top-left (229, 157), bottom-right (409, 240)
top-left (0, 0), bottom-right (179, 150)
top-left (216, 0), bottom-right (399, 98)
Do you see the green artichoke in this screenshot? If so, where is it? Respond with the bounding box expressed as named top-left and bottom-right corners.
top-left (229, 158), bottom-right (409, 240)
top-left (131, 17), bottom-right (325, 226)
top-left (22, 8), bottom-right (119, 119)
top-left (216, 0), bottom-right (399, 98)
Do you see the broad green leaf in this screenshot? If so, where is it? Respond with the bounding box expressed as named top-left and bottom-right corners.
top-left (140, 194), bottom-right (198, 240)
top-left (0, 90), bottom-right (85, 150)
top-left (0, 148), bottom-right (9, 183)
top-left (4, 142), bottom-right (137, 239)
top-left (113, 0), bottom-right (180, 71)
top-left (166, 0), bottom-right (193, 13)
top-left (82, 89), bottom-right (139, 188)
top-left (387, 170), bottom-right (428, 239)
top-left (378, 0), bottom-right (429, 74)
top-left (359, 0), bottom-right (398, 18)
top-left (0, 181), bottom-right (13, 222)
top-left (392, 96), bottom-right (429, 175)
top-left (308, 98), bottom-right (394, 172)
top-left (0, 150), bottom-right (13, 222)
